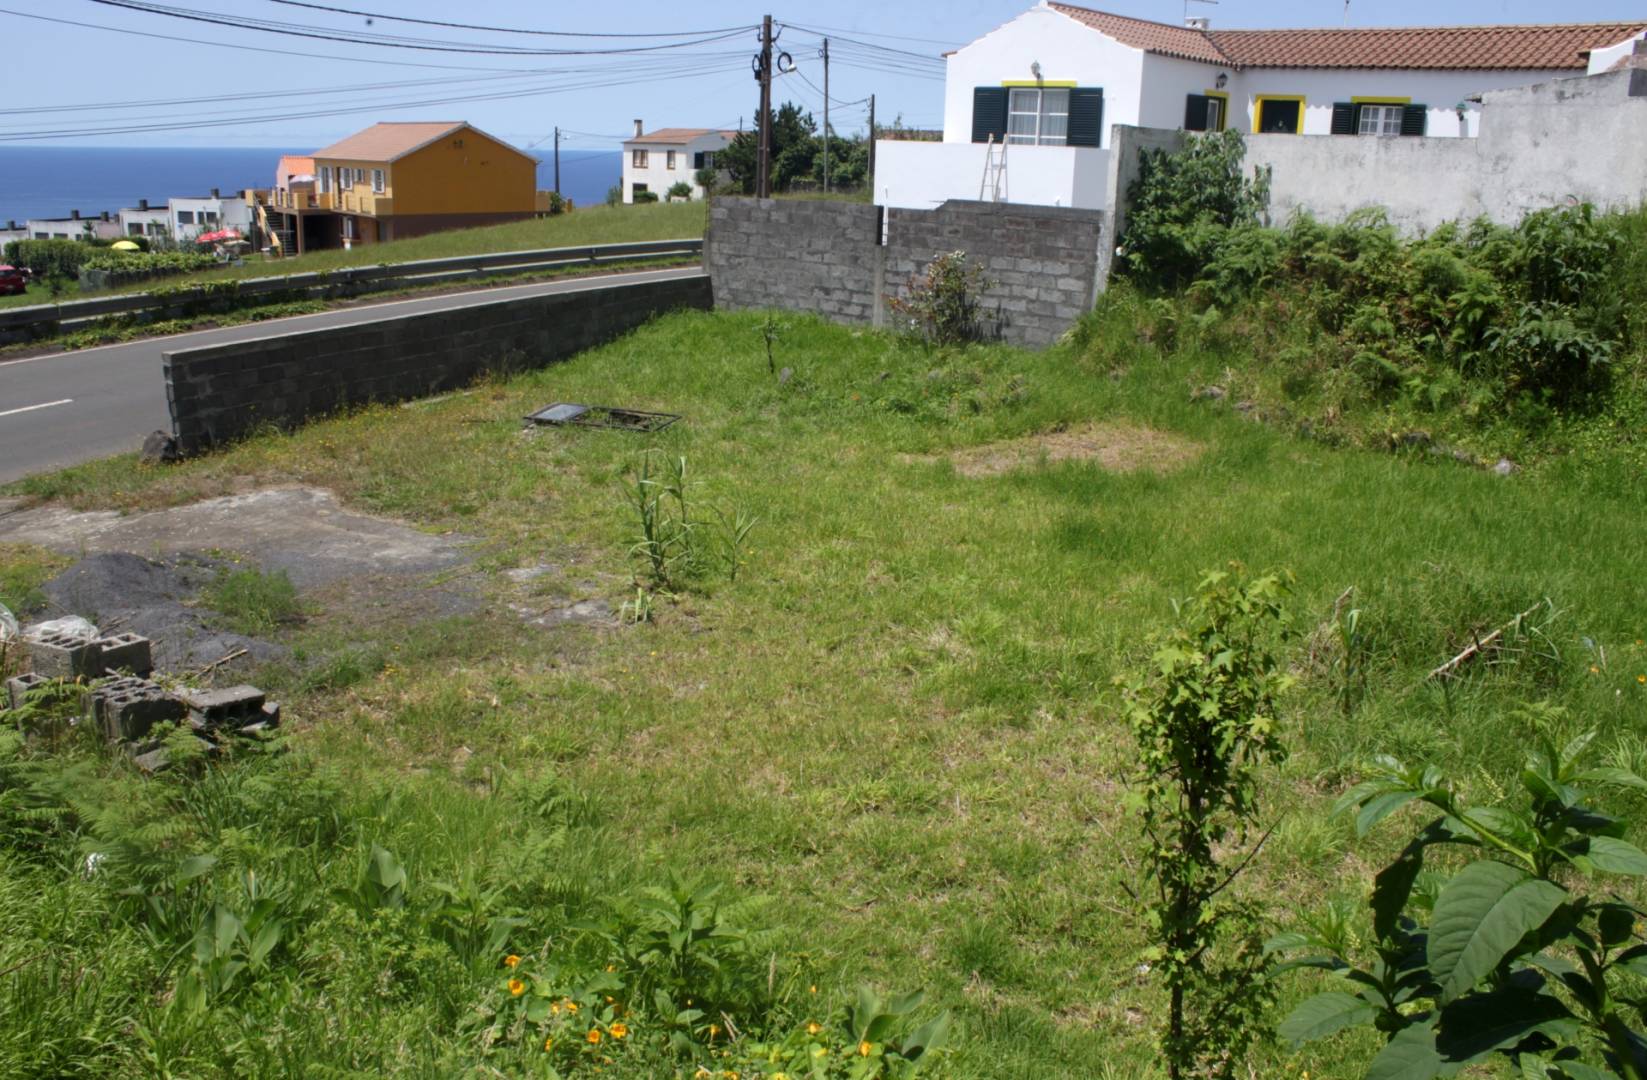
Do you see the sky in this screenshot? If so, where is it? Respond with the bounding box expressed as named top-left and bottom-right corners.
top-left (2, 0), bottom-right (1643, 153)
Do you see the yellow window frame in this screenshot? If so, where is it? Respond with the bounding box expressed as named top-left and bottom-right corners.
top-left (1252, 94), bottom-right (1306, 134)
top-left (1000, 79), bottom-right (1077, 87)
top-left (1203, 89), bottom-right (1230, 132)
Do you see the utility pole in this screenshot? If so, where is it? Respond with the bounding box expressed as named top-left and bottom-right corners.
top-left (553, 127), bottom-right (561, 195)
top-left (822, 37), bottom-right (830, 193)
top-left (755, 15), bottom-right (774, 198)
top-left (868, 94), bottom-right (876, 195)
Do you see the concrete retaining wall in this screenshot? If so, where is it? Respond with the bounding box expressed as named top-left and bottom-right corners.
top-left (703, 197), bottom-right (1105, 347)
top-left (163, 275), bottom-right (712, 454)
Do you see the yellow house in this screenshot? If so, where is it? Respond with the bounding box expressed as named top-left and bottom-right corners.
top-left (268, 121), bottom-right (540, 252)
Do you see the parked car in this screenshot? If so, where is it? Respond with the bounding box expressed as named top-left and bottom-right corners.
top-left (0, 264), bottom-right (26, 296)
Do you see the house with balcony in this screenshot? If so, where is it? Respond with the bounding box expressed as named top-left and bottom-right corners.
top-left (259, 121), bottom-right (539, 254)
top-left (621, 122), bottom-right (735, 204)
top-left (169, 189), bottom-right (252, 243)
top-left (876, 1), bottom-right (1647, 211)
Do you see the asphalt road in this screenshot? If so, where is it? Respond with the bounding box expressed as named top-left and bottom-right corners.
top-left (0, 266), bottom-right (704, 484)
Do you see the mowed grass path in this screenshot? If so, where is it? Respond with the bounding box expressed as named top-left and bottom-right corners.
top-left (9, 310), bottom-right (1647, 1076)
top-left (0, 200), bottom-right (706, 309)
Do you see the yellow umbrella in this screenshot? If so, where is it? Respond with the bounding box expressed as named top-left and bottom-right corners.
top-left (110, 240), bottom-right (141, 251)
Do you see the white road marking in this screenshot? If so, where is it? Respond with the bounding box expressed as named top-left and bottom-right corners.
top-left (0, 397), bottom-right (73, 418)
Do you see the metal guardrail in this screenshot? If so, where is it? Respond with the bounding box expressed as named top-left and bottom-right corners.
top-left (0, 238), bottom-right (704, 340)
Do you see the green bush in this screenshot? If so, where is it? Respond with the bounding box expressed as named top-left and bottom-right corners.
top-left (1117, 130), bottom-right (1270, 292)
top-left (666, 181), bottom-right (693, 201)
top-left (632, 190), bottom-right (660, 205)
top-left (3, 238), bottom-right (95, 279)
top-left (80, 250), bottom-right (217, 287)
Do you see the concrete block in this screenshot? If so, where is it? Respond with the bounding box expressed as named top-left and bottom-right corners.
top-left (7, 671), bottom-right (50, 709)
top-left (94, 633), bottom-right (153, 676)
top-left (27, 632), bottom-right (104, 680)
top-left (91, 677), bottom-right (186, 742)
top-left (180, 684), bottom-right (266, 729)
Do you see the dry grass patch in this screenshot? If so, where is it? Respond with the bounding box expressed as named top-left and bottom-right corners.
top-left (912, 421), bottom-right (1202, 478)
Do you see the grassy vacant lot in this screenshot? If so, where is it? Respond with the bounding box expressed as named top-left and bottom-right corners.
top-left (0, 200), bottom-right (706, 310)
top-left (3, 305), bottom-right (1645, 1077)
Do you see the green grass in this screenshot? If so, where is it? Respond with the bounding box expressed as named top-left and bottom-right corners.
top-left (4, 308), bottom-right (1646, 1076)
top-left (0, 201), bottom-right (705, 310)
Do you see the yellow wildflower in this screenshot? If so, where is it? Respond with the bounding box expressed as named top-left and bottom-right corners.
top-left (566, 1000), bottom-right (580, 1013)
top-left (508, 978), bottom-right (526, 997)
top-left (609, 1022), bottom-right (628, 1039)
top-left (503, 954), bottom-right (521, 968)
top-left (1591, 665), bottom-right (1601, 674)
top-left (543, 1037), bottom-right (554, 1053)
top-left (806, 1021), bottom-right (822, 1035)
top-left (550, 1002), bottom-right (561, 1015)
top-left (808, 984), bottom-right (818, 994)
top-left (708, 1024), bottom-right (720, 1039)
top-left (812, 1046), bottom-right (828, 1058)
top-left (859, 1040), bottom-right (873, 1057)
top-left (587, 1028), bottom-right (602, 1045)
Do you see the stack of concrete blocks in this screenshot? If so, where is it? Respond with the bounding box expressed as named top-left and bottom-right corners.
top-left (18, 630), bottom-right (154, 681)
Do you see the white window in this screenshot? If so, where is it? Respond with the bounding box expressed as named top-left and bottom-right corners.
top-left (176, 210), bottom-right (195, 225)
top-left (1358, 104), bottom-right (1403, 136)
top-left (1007, 88), bottom-right (1070, 146)
top-left (341, 167), bottom-right (354, 190)
top-left (203, 211), bottom-right (218, 224)
top-left (319, 167), bottom-right (331, 194)
top-left (372, 169), bottom-right (385, 193)
top-left (632, 149), bottom-right (649, 169)
top-left (1205, 97), bottom-right (1224, 132)
top-left (667, 150), bottom-right (677, 169)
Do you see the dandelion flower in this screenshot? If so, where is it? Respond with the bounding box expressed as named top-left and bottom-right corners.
top-left (708, 1024), bottom-right (720, 1038)
top-left (566, 1000), bottom-right (580, 1013)
top-left (813, 1046), bottom-right (828, 1058)
top-left (808, 984), bottom-right (818, 994)
top-left (508, 978), bottom-right (526, 997)
top-left (550, 1003), bottom-right (561, 1015)
top-left (806, 1022), bottom-right (822, 1035)
top-left (543, 1037), bottom-right (554, 1052)
top-left (587, 1029), bottom-right (603, 1045)
top-left (1591, 665), bottom-right (1601, 674)
top-left (1639, 674), bottom-right (1646, 685)
top-left (504, 954), bottom-right (521, 968)
top-left (605, 964), bottom-right (616, 972)
top-left (609, 1022), bottom-right (628, 1039)
top-left (859, 1040), bottom-right (873, 1057)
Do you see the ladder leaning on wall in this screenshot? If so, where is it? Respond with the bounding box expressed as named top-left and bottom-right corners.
top-left (979, 134), bottom-right (1007, 202)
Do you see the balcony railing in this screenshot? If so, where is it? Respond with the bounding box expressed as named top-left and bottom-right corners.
top-left (335, 190), bottom-right (392, 216)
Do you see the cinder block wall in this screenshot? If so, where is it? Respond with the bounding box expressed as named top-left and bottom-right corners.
top-left (704, 197), bottom-right (1104, 348)
top-left (163, 276), bottom-right (712, 454)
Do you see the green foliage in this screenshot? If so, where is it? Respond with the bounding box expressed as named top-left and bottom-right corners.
top-left (667, 181), bottom-right (694, 201)
top-left (715, 101), bottom-right (873, 195)
top-left (605, 184), bottom-right (622, 207)
top-left (3, 238), bottom-right (95, 280)
top-left (204, 566), bottom-right (300, 636)
top-left (81, 250), bottom-right (216, 286)
top-left (1119, 566), bottom-right (1294, 1078)
top-left (544, 190), bottom-right (571, 215)
top-left (1277, 714), bottom-right (1647, 1078)
top-left (888, 251), bottom-right (995, 346)
top-left (621, 451), bottom-right (758, 594)
top-left (1118, 131), bottom-right (1271, 292)
top-left (633, 190), bottom-right (660, 205)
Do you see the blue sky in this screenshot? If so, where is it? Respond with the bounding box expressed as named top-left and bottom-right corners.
top-left (2, 0), bottom-right (1642, 152)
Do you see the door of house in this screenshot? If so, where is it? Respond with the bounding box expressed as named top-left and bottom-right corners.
top-left (1258, 99), bottom-right (1301, 134)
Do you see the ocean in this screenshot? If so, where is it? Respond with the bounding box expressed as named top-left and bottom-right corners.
top-left (0, 146), bottom-right (622, 226)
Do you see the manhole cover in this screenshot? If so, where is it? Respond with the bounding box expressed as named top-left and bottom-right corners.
top-left (524, 403), bottom-right (679, 432)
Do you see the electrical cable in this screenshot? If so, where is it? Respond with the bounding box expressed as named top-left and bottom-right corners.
top-left (264, 0), bottom-right (754, 40)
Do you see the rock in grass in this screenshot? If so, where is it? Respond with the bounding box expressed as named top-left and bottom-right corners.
top-left (1493, 457), bottom-right (1520, 476)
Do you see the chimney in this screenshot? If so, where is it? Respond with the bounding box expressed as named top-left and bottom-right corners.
top-left (7, 221), bottom-right (15, 230)
top-left (102, 210), bottom-right (110, 221)
top-left (139, 198), bottom-right (149, 210)
top-left (633, 118), bottom-right (644, 138)
top-left (71, 209), bottom-right (80, 220)
top-left (1185, 16), bottom-right (1210, 29)
top-left (211, 187), bottom-right (220, 198)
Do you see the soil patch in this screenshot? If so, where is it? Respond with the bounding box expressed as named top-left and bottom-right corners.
top-left (909, 422), bottom-right (1203, 478)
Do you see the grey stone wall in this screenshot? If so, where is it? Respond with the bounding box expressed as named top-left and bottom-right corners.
top-left (704, 197), bottom-right (1105, 347)
top-left (163, 275), bottom-right (712, 454)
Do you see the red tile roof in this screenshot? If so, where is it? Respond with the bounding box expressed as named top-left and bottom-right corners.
top-left (312, 122), bottom-right (466, 162)
top-left (624, 127), bottom-right (738, 145)
top-left (1047, 3), bottom-right (1647, 71)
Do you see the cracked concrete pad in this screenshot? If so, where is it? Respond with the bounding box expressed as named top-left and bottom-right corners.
top-left (0, 487), bottom-right (470, 590)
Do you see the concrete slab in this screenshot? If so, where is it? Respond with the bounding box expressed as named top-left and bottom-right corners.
top-left (0, 487), bottom-right (470, 589)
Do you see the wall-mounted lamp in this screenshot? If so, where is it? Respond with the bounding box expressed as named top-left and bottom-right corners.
top-left (1030, 60), bottom-right (1043, 81)
top-left (1215, 72), bottom-right (1229, 89)
top-left (1455, 101), bottom-right (1468, 127)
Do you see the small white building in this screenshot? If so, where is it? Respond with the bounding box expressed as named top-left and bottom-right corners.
top-left (168, 190), bottom-right (252, 242)
top-left (620, 121), bottom-right (735, 204)
top-left (23, 211), bottom-right (120, 241)
top-left (118, 200), bottom-right (172, 241)
top-left (878, 1), bottom-right (1647, 211)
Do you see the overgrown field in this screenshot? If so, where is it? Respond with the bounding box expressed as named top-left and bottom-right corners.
top-left (3, 302), bottom-right (1646, 1077)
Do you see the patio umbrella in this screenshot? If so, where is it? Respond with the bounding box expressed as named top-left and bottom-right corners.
top-left (195, 229), bottom-right (242, 244)
top-left (110, 240), bottom-right (141, 251)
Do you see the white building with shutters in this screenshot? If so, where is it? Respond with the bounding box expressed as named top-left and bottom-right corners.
top-left (620, 122), bottom-right (736, 205)
top-left (876, 1), bottom-right (1646, 211)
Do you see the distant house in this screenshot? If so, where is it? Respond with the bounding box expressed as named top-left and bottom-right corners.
top-left (877, 1), bottom-right (1647, 210)
top-left (24, 211), bottom-right (120, 241)
top-left (118, 200), bottom-right (171, 241)
top-left (256, 121), bottom-right (539, 253)
top-left (169, 190), bottom-right (251, 242)
top-left (621, 121), bottom-right (735, 204)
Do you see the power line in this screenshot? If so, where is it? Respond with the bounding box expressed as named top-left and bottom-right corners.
top-left (772, 21), bottom-right (962, 49)
top-left (87, 1), bottom-right (753, 57)
top-left (779, 24), bottom-right (945, 65)
top-left (264, 1), bottom-right (755, 40)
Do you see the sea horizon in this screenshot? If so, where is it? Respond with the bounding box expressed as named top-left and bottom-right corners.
top-left (0, 145), bottom-right (622, 227)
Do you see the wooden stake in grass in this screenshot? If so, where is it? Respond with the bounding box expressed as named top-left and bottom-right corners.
top-left (1117, 565), bottom-right (1294, 1080)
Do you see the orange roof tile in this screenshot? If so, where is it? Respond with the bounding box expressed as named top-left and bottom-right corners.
top-left (624, 127), bottom-right (738, 145)
top-left (1047, 3), bottom-right (1646, 71)
top-left (311, 122), bottom-right (465, 162)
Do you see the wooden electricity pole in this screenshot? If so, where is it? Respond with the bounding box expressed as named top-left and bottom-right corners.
top-left (756, 15), bottom-right (774, 198)
top-left (822, 37), bottom-right (830, 193)
top-left (868, 94), bottom-right (877, 194)
top-left (553, 127), bottom-right (561, 195)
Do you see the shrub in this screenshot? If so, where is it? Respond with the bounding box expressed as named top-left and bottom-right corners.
top-left (1118, 130), bottom-right (1270, 293)
top-left (543, 190), bottom-right (570, 216)
top-left (632, 190), bottom-right (660, 204)
top-left (889, 250), bottom-right (996, 346)
top-left (79, 250), bottom-right (217, 288)
top-left (666, 181), bottom-right (693, 201)
top-left (4, 238), bottom-right (95, 279)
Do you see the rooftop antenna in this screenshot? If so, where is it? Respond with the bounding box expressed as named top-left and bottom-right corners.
top-left (1344, 0), bottom-right (1351, 26)
top-left (1183, 0), bottom-right (1217, 29)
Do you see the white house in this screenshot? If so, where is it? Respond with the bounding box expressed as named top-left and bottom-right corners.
top-left (168, 190), bottom-right (252, 241)
top-left (878, 2), bottom-right (1647, 211)
top-left (118, 200), bottom-right (171, 241)
top-left (620, 121), bottom-right (735, 204)
top-left (24, 211), bottom-right (121, 241)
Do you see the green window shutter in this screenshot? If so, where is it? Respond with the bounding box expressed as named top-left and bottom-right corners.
top-left (1400, 104), bottom-right (1428, 136)
top-left (1184, 94), bottom-right (1211, 131)
top-left (971, 87), bottom-right (1008, 143)
top-left (1067, 87), bottom-right (1104, 147)
top-left (1330, 102), bottom-right (1359, 135)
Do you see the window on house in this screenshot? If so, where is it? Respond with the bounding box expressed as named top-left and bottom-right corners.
top-left (177, 210), bottom-right (195, 225)
top-left (33, 232), bottom-right (46, 239)
top-left (341, 168), bottom-right (353, 190)
top-left (319, 167), bottom-right (331, 194)
top-left (1256, 98), bottom-right (1302, 134)
top-left (632, 183), bottom-right (648, 197)
top-left (1358, 103), bottom-right (1402, 136)
top-left (127, 223), bottom-right (142, 235)
top-left (372, 169), bottom-right (385, 193)
top-left (632, 149), bottom-right (649, 169)
top-left (203, 211), bottom-right (218, 224)
top-left (1184, 94), bottom-right (1226, 132)
top-left (1007, 88), bottom-right (1070, 145)
top-left (667, 150), bottom-right (677, 169)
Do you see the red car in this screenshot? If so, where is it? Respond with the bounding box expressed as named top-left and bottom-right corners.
top-left (0, 265), bottom-right (26, 296)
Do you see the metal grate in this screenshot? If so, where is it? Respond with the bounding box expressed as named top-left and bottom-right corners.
top-left (523, 403), bottom-right (680, 433)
